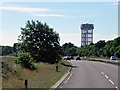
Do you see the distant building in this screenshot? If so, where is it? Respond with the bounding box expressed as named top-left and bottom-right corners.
top-left (81, 23), bottom-right (94, 46)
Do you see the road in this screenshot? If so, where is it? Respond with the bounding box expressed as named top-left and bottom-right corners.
top-left (58, 60), bottom-right (119, 89)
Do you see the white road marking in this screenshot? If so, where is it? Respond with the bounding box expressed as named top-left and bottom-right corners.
top-left (64, 73), bottom-right (72, 83)
top-left (115, 86), bottom-right (119, 90)
top-left (105, 75), bottom-right (109, 79)
top-left (101, 72), bottom-right (116, 87)
top-left (101, 72), bottom-right (104, 75)
top-left (109, 79), bottom-right (114, 85)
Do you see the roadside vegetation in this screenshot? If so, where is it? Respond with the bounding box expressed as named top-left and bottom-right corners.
top-left (0, 46), bottom-right (13, 56)
top-left (2, 56), bottom-right (70, 88)
top-left (77, 37), bottom-right (120, 59)
top-left (1, 20), bottom-right (71, 88)
top-left (1, 19), bottom-right (120, 88)
top-left (61, 42), bottom-right (78, 56)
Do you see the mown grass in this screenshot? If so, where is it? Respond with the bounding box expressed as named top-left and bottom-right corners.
top-left (2, 56), bottom-right (70, 88)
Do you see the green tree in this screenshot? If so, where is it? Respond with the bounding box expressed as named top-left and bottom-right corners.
top-left (18, 20), bottom-right (61, 64)
top-left (66, 47), bottom-right (78, 56)
top-left (104, 40), bottom-right (113, 57)
top-left (61, 42), bottom-right (78, 56)
top-left (1, 46), bottom-right (13, 56)
top-left (77, 37), bottom-right (120, 58)
top-left (115, 46), bottom-right (120, 58)
top-left (13, 43), bottom-right (20, 55)
top-left (95, 40), bottom-right (106, 49)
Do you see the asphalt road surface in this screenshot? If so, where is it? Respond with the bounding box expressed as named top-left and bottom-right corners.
top-left (58, 60), bottom-right (119, 89)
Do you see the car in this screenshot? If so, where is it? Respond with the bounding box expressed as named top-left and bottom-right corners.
top-left (76, 56), bottom-right (81, 60)
top-left (63, 56), bottom-right (71, 60)
top-left (110, 56), bottom-right (117, 60)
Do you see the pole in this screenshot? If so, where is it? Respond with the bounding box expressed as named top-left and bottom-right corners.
top-left (25, 79), bottom-right (28, 89)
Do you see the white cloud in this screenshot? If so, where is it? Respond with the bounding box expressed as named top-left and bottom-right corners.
top-left (33, 13), bottom-right (65, 17)
top-left (0, 6), bottom-right (50, 13)
top-left (0, 5), bottom-right (68, 18)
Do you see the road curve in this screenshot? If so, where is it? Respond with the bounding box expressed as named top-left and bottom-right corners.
top-left (58, 60), bottom-right (118, 89)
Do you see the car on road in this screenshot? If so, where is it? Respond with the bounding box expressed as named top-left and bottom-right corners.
top-left (76, 56), bottom-right (81, 60)
top-left (110, 56), bottom-right (117, 60)
top-left (63, 56), bottom-right (71, 60)
top-left (63, 56), bottom-right (74, 60)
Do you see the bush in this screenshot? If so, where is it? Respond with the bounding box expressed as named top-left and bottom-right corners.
top-left (15, 52), bottom-right (37, 70)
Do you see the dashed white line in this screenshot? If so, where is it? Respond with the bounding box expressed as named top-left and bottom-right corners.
top-left (109, 79), bottom-right (114, 85)
top-left (101, 72), bottom-right (104, 75)
top-left (105, 75), bottom-right (109, 79)
top-left (64, 73), bottom-right (72, 83)
top-left (101, 71), bottom-right (117, 88)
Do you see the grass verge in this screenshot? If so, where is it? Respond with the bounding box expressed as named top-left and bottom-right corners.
top-left (2, 56), bottom-right (70, 88)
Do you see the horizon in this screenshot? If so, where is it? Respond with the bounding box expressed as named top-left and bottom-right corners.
top-left (0, 37), bottom-right (118, 47)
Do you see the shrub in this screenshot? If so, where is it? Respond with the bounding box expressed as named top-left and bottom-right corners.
top-left (15, 52), bottom-right (37, 70)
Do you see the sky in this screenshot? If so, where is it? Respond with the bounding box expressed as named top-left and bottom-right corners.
top-left (0, 1), bottom-right (118, 47)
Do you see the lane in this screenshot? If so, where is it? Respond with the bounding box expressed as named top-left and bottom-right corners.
top-left (86, 60), bottom-right (118, 87)
top-left (59, 60), bottom-right (118, 88)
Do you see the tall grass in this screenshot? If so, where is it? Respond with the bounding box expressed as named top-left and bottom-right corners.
top-left (2, 56), bottom-right (70, 88)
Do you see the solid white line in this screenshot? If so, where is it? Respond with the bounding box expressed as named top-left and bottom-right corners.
top-left (109, 79), bottom-right (114, 85)
top-left (105, 75), bottom-right (109, 79)
top-left (64, 73), bottom-right (72, 83)
top-left (101, 72), bottom-right (104, 75)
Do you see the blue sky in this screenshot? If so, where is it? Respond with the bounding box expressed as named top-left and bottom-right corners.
top-left (0, 2), bottom-right (118, 47)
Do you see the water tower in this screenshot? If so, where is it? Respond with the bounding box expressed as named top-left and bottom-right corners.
top-left (81, 23), bottom-right (94, 46)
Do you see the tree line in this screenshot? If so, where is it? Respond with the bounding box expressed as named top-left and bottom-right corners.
top-left (77, 37), bottom-right (120, 58)
top-left (0, 45), bottom-right (13, 56)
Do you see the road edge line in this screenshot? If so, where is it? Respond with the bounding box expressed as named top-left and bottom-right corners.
top-left (51, 67), bottom-right (72, 89)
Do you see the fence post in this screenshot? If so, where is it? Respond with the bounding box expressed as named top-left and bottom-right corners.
top-left (56, 65), bottom-right (58, 72)
top-left (25, 79), bottom-right (28, 89)
top-left (56, 60), bottom-right (59, 72)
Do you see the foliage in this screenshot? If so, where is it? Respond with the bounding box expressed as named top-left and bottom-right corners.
top-left (61, 42), bottom-right (78, 56)
top-left (77, 37), bottom-right (120, 58)
top-left (18, 20), bottom-right (61, 64)
top-left (0, 46), bottom-right (13, 56)
top-left (13, 43), bottom-right (20, 55)
top-left (15, 52), bottom-right (36, 70)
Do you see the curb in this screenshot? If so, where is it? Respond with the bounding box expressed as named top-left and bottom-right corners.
top-left (51, 67), bottom-right (72, 88)
top-left (86, 58), bottom-right (120, 65)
